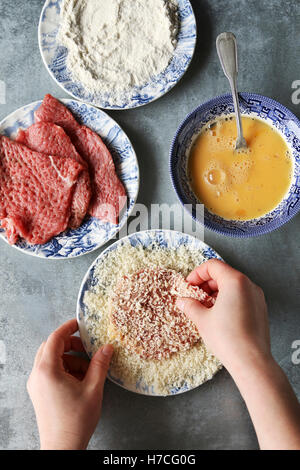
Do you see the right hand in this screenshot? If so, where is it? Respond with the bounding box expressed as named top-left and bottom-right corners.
top-left (176, 259), bottom-right (272, 376)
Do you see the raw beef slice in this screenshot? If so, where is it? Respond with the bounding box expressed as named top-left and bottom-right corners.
top-left (35, 94), bottom-right (127, 224)
top-left (16, 122), bottom-right (91, 229)
top-left (0, 136), bottom-right (83, 245)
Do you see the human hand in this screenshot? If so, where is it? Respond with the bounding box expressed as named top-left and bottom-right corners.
top-left (176, 259), bottom-right (300, 450)
top-left (27, 319), bottom-right (113, 450)
top-left (176, 259), bottom-right (272, 377)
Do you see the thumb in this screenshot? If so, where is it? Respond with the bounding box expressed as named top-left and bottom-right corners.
top-left (85, 344), bottom-right (114, 390)
top-left (176, 297), bottom-right (209, 330)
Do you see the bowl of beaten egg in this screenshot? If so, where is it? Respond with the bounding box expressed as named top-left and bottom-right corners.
top-left (170, 93), bottom-right (300, 237)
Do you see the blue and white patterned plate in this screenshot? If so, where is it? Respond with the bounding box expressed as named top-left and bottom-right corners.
top-left (170, 93), bottom-right (300, 238)
top-left (77, 229), bottom-right (222, 396)
top-left (38, 0), bottom-right (197, 110)
top-left (0, 99), bottom-right (139, 258)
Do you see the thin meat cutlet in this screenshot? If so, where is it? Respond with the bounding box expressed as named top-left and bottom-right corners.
top-left (0, 136), bottom-right (83, 245)
top-left (35, 94), bottom-right (127, 225)
top-left (110, 268), bottom-right (215, 361)
top-left (16, 122), bottom-right (91, 229)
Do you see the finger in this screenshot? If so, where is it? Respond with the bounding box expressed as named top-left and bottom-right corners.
top-left (84, 345), bottom-right (114, 391)
top-left (62, 354), bottom-right (89, 375)
top-left (33, 342), bottom-right (46, 368)
top-left (187, 274), bottom-right (219, 293)
top-left (64, 336), bottom-right (86, 354)
top-left (186, 259), bottom-right (238, 288)
top-left (42, 319), bottom-right (79, 368)
top-left (176, 297), bottom-right (209, 329)
top-left (206, 279), bottom-right (219, 292)
top-left (196, 280), bottom-right (218, 295)
top-left (195, 280), bottom-right (211, 294)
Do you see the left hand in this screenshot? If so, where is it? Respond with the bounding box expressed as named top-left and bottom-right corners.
top-left (27, 318), bottom-right (113, 450)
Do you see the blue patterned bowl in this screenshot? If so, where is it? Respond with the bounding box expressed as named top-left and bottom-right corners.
top-left (0, 99), bottom-right (139, 258)
top-left (77, 229), bottom-right (222, 396)
top-left (39, 0), bottom-right (197, 110)
top-left (170, 93), bottom-right (300, 238)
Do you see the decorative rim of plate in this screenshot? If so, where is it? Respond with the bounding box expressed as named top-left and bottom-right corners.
top-left (169, 92), bottom-right (300, 238)
top-left (76, 229), bottom-right (223, 396)
top-left (38, 0), bottom-right (197, 110)
top-left (0, 99), bottom-right (140, 259)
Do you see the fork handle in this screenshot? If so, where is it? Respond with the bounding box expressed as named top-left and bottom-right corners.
top-left (216, 32), bottom-right (246, 148)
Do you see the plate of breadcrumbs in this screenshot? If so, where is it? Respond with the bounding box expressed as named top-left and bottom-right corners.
top-left (77, 230), bottom-right (223, 396)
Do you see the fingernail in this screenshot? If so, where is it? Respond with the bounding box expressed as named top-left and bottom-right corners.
top-left (102, 344), bottom-right (114, 358)
top-left (176, 298), bottom-right (185, 311)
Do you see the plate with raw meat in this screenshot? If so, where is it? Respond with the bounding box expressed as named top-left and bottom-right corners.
top-left (0, 96), bottom-right (139, 259)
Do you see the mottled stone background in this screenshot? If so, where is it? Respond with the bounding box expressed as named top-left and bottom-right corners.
top-left (0, 0), bottom-right (299, 450)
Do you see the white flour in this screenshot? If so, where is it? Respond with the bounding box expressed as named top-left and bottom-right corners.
top-left (58, 0), bottom-right (179, 105)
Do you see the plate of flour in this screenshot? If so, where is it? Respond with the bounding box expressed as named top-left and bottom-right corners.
top-left (39, 0), bottom-right (197, 110)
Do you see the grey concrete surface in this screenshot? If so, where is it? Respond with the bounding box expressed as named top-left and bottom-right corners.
top-left (0, 0), bottom-right (299, 450)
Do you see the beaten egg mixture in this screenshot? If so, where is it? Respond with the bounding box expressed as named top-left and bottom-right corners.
top-left (188, 116), bottom-right (293, 220)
